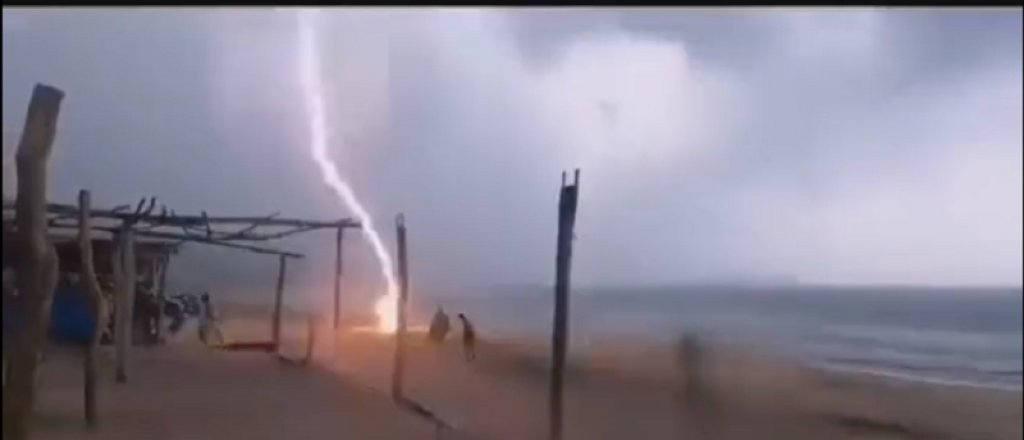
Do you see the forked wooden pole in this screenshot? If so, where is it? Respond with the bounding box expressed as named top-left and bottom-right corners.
top-left (2, 83), bottom-right (65, 440)
top-left (549, 169), bottom-right (581, 440)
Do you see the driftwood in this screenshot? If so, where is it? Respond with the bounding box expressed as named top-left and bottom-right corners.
top-left (391, 214), bottom-right (410, 400)
top-left (549, 170), bottom-right (581, 440)
top-left (2, 83), bottom-right (65, 440)
top-left (77, 190), bottom-right (106, 427)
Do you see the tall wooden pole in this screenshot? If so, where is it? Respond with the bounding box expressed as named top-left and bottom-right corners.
top-left (77, 190), bottom-right (106, 428)
top-left (154, 255), bottom-right (170, 344)
top-left (549, 169), bottom-right (581, 440)
top-left (271, 254), bottom-right (288, 351)
top-left (2, 83), bottom-right (65, 440)
top-left (391, 214), bottom-right (410, 400)
top-left (113, 222), bottom-right (136, 384)
top-left (332, 226), bottom-right (344, 330)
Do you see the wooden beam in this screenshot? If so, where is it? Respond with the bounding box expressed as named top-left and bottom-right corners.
top-left (391, 214), bottom-right (410, 401)
top-left (1, 201), bottom-right (361, 230)
top-left (2, 83), bottom-right (65, 440)
top-left (47, 224), bottom-right (305, 259)
top-left (271, 255), bottom-right (288, 351)
top-left (549, 169), bottom-right (581, 440)
top-left (127, 229), bottom-right (305, 258)
top-left (77, 190), bottom-right (106, 428)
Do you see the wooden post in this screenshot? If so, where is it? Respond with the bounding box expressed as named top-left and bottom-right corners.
top-left (3, 269), bottom-right (13, 387)
top-left (2, 83), bottom-right (65, 440)
top-left (391, 214), bottom-right (410, 400)
top-left (154, 255), bottom-right (170, 344)
top-left (113, 222), bottom-right (136, 383)
top-left (77, 190), bottom-right (106, 428)
top-left (271, 254), bottom-right (288, 351)
top-left (549, 170), bottom-right (581, 440)
top-left (304, 314), bottom-right (316, 364)
top-left (110, 231), bottom-right (123, 372)
top-left (332, 226), bottom-right (344, 330)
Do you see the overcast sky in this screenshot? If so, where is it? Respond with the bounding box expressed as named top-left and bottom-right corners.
top-left (3, 9), bottom-right (1022, 302)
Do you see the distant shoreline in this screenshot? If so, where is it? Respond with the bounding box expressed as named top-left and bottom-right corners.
top-left (215, 285), bottom-right (1023, 391)
top-left (817, 362), bottom-right (1023, 392)
top-left (476, 331), bottom-right (1024, 394)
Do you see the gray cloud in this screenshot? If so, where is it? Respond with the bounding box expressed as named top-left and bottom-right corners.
top-left (3, 9), bottom-right (1021, 305)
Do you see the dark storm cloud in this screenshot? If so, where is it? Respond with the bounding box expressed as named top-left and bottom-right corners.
top-left (3, 9), bottom-right (1021, 302)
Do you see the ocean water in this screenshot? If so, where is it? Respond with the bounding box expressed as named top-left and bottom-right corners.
top-left (425, 286), bottom-right (1023, 391)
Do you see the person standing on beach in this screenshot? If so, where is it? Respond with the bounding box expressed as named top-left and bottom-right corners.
top-left (428, 307), bottom-right (451, 344)
top-left (457, 313), bottom-right (477, 362)
top-left (135, 282), bottom-right (160, 346)
top-left (675, 333), bottom-right (712, 420)
top-left (197, 292), bottom-right (222, 346)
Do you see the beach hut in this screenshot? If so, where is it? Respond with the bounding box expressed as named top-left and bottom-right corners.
top-left (2, 227), bottom-right (178, 345)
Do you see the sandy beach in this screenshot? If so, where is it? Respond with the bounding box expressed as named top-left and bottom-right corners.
top-left (28, 313), bottom-right (1022, 440)
top-left (324, 326), bottom-right (1021, 440)
top-left (32, 341), bottom-right (457, 440)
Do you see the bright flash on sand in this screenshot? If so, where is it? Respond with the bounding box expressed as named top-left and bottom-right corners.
top-left (295, 9), bottom-right (399, 333)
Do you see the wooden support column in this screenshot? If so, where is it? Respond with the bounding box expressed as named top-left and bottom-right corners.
top-left (549, 170), bottom-right (581, 440)
top-left (271, 255), bottom-right (288, 351)
top-left (77, 190), bottom-right (106, 428)
top-left (304, 314), bottom-right (316, 364)
top-left (2, 83), bottom-right (65, 440)
top-left (113, 222), bottom-right (136, 383)
top-left (332, 226), bottom-right (344, 330)
top-left (391, 214), bottom-right (410, 400)
top-left (154, 255), bottom-right (170, 344)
